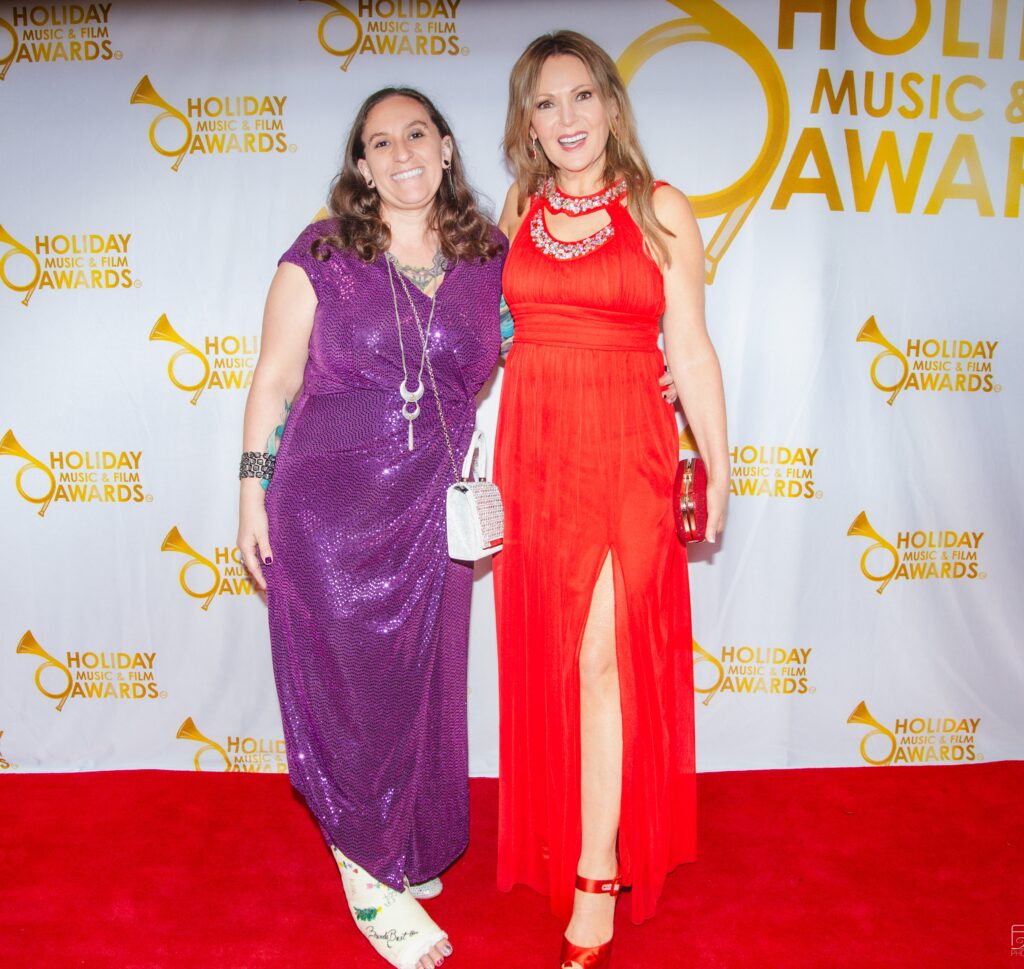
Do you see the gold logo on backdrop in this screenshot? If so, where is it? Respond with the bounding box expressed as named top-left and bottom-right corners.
top-left (0, 17), bottom-right (16, 80)
top-left (301, 0), bottom-right (465, 70)
top-left (856, 315), bottom-right (909, 404)
top-left (15, 630), bottom-right (161, 708)
top-left (17, 630), bottom-right (73, 711)
top-left (0, 222), bottom-right (136, 303)
top-left (695, 640), bottom-right (813, 704)
top-left (682, 429), bottom-right (823, 500)
top-left (0, 224), bottom-right (41, 306)
top-left (847, 700), bottom-right (897, 766)
top-left (618, 0), bottom-right (790, 283)
top-left (301, 0), bottom-right (363, 71)
top-left (0, 430), bottom-right (56, 516)
top-left (847, 511), bottom-right (900, 594)
top-left (130, 75), bottom-right (293, 170)
top-left (0, 729), bottom-right (12, 770)
top-left (161, 526), bottom-right (256, 609)
top-left (848, 511), bottom-right (985, 592)
top-left (150, 314), bottom-right (210, 404)
top-left (149, 315), bottom-right (257, 403)
top-left (848, 700), bottom-right (981, 766)
top-left (692, 639), bottom-right (724, 705)
top-left (130, 74), bottom-right (192, 171)
top-left (177, 717), bottom-right (287, 772)
top-left (0, 5), bottom-right (118, 80)
top-left (161, 527), bottom-right (221, 611)
top-left (177, 717), bottom-right (231, 771)
top-left (857, 316), bottom-right (1000, 403)
top-left (1, 430), bottom-right (148, 513)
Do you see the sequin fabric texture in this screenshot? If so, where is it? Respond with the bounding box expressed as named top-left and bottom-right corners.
top-left (264, 219), bottom-right (504, 890)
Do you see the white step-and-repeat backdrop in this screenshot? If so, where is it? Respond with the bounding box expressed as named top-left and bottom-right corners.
top-left (2, 0), bottom-right (1021, 776)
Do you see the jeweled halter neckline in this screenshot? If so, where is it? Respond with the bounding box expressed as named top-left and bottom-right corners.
top-left (541, 176), bottom-right (628, 216)
top-left (531, 177), bottom-right (628, 260)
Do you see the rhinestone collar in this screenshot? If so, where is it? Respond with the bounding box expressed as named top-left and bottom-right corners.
top-left (530, 208), bottom-right (615, 261)
top-left (541, 176), bottom-right (628, 215)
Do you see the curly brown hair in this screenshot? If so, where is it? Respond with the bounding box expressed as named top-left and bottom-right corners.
top-left (313, 87), bottom-right (500, 265)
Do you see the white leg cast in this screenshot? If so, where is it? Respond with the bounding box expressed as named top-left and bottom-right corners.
top-left (332, 846), bottom-right (448, 969)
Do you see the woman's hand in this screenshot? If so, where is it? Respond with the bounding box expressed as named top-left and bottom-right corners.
top-left (659, 368), bottom-right (678, 404)
top-left (705, 476), bottom-right (729, 545)
top-left (237, 480), bottom-right (272, 591)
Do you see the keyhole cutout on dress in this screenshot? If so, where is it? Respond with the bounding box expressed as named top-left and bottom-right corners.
top-left (542, 207), bottom-right (612, 245)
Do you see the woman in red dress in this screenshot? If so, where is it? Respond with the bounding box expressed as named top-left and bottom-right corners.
top-left (493, 31), bottom-right (729, 967)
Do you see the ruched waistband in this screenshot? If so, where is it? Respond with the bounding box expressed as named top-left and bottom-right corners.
top-left (510, 302), bottom-right (660, 351)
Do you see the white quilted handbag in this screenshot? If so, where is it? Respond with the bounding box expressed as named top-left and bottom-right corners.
top-left (445, 429), bottom-right (504, 561)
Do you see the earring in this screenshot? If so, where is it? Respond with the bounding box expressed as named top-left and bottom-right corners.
top-left (528, 136), bottom-right (538, 161)
top-left (442, 157), bottom-right (451, 170)
top-left (365, 176), bottom-right (375, 189)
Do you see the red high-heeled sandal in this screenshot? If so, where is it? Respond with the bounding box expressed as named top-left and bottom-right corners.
top-left (559, 873), bottom-right (622, 969)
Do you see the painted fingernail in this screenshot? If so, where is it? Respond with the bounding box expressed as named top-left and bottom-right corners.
top-left (440, 942), bottom-right (453, 955)
top-left (264, 556), bottom-right (272, 565)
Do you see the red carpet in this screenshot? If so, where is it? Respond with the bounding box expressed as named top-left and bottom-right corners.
top-left (1, 763), bottom-right (1020, 968)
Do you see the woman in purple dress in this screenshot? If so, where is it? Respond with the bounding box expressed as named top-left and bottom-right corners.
top-left (237, 87), bottom-right (503, 969)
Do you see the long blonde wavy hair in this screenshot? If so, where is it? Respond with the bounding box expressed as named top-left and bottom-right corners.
top-left (502, 30), bottom-right (674, 267)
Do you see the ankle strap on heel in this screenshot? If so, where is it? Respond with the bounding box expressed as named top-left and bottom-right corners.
top-left (575, 873), bottom-right (622, 897)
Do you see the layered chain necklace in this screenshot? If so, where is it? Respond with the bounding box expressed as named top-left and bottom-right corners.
top-left (385, 250), bottom-right (447, 451)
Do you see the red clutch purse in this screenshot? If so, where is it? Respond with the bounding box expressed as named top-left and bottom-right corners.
top-left (674, 457), bottom-right (708, 544)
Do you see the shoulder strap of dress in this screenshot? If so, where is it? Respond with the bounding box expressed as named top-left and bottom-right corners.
top-left (652, 179), bottom-right (670, 191)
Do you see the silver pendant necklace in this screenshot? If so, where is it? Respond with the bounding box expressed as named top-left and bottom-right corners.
top-left (386, 252), bottom-right (438, 451)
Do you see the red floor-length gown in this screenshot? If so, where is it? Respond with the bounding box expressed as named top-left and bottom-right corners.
top-left (493, 178), bottom-right (696, 925)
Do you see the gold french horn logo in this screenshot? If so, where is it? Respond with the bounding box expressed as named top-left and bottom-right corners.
top-left (847, 700), bottom-right (897, 766)
top-left (301, 0), bottom-right (363, 71)
top-left (692, 639), bottom-right (724, 705)
top-left (0, 223), bottom-right (41, 306)
top-left (847, 510), bottom-right (899, 594)
top-left (149, 314), bottom-right (211, 405)
top-left (856, 316), bottom-right (909, 405)
top-left (130, 74), bottom-right (192, 172)
top-left (176, 716), bottom-right (231, 771)
top-left (0, 429), bottom-right (56, 516)
top-left (17, 630), bottom-right (73, 711)
top-left (0, 17), bottom-right (18, 81)
top-left (678, 425), bottom-right (699, 453)
top-left (161, 526), bottom-right (220, 610)
top-left (617, 0), bottom-right (790, 284)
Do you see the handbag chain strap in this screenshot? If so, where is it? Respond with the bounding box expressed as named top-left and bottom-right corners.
top-left (392, 267), bottom-right (462, 484)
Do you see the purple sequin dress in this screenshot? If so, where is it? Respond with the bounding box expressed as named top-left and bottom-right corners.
top-left (264, 220), bottom-right (504, 890)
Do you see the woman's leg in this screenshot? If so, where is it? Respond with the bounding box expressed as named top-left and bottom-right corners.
top-left (565, 550), bottom-right (622, 954)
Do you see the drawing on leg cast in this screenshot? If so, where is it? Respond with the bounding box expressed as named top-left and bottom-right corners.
top-left (331, 845), bottom-right (447, 969)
